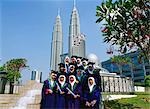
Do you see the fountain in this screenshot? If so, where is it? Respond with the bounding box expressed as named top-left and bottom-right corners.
top-left (10, 89), bottom-right (41, 109)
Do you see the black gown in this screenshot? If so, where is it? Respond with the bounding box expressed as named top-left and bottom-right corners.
top-left (56, 82), bottom-right (68, 109)
top-left (67, 82), bottom-right (82, 109)
top-left (83, 69), bottom-right (101, 90)
top-left (41, 79), bottom-right (57, 109)
top-left (84, 85), bottom-right (100, 109)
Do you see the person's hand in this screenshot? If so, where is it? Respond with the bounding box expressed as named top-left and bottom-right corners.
top-left (85, 101), bottom-right (91, 107)
top-left (68, 92), bottom-right (71, 94)
top-left (45, 91), bottom-right (48, 95)
top-left (76, 94), bottom-right (80, 98)
top-left (48, 89), bottom-right (53, 94)
top-left (91, 100), bottom-right (97, 107)
top-left (74, 95), bottom-right (77, 98)
top-left (60, 91), bottom-right (65, 94)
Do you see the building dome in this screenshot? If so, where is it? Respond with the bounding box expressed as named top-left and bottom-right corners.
top-left (87, 53), bottom-right (99, 66)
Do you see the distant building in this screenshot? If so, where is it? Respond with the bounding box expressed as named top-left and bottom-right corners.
top-left (50, 1), bottom-right (86, 71)
top-left (101, 51), bottom-right (150, 83)
top-left (0, 71), bottom-right (7, 94)
top-left (31, 70), bottom-right (42, 83)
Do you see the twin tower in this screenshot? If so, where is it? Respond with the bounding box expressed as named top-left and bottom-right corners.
top-left (50, 1), bottom-right (86, 70)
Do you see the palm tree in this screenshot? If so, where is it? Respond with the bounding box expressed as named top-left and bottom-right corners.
top-left (111, 55), bottom-right (132, 76)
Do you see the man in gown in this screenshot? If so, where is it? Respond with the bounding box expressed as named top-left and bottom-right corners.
top-left (57, 63), bottom-right (68, 81)
top-left (76, 66), bottom-right (85, 84)
top-left (84, 62), bottom-right (101, 88)
top-left (41, 70), bottom-right (57, 109)
top-left (68, 63), bottom-right (77, 75)
top-left (76, 56), bottom-right (83, 69)
top-left (81, 58), bottom-right (88, 70)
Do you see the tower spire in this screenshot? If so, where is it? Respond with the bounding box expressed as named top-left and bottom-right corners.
top-left (58, 8), bottom-right (60, 16)
top-left (74, 0), bottom-right (76, 8)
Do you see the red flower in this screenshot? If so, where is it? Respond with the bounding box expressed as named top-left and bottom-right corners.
top-left (141, 25), bottom-right (145, 30)
top-left (101, 27), bottom-right (108, 33)
top-left (127, 30), bottom-right (132, 36)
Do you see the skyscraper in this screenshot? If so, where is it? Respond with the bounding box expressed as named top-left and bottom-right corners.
top-left (50, 1), bottom-right (86, 70)
top-left (68, 1), bottom-right (85, 57)
top-left (50, 12), bottom-right (63, 70)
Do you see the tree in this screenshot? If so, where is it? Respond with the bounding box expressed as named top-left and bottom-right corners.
top-left (4, 58), bottom-right (28, 94)
top-left (111, 55), bottom-right (132, 76)
top-left (145, 75), bottom-right (150, 87)
top-left (145, 75), bottom-right (150, 92)
top-left (96, 0), bottom-right (150, 63)
top-left (0, 66), bottom-right (5, 71)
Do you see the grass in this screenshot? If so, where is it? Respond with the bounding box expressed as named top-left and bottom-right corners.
top-left (104, 92), bottom-right (150, 109)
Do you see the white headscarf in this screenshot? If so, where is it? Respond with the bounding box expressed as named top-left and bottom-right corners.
top-left (88, 77), bottom-right (96, 93)
top-left (65, 56), bottom-right (70, 64)
top-left (69, 75), bottom-right (76, 90)
top-left (58, 75), bottom-right (66, 87)
top-left (82, 60), bottom-right (88, 65)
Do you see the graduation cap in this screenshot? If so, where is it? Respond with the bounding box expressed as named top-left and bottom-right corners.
top-left (58, 73), bottom-right (66, 77)
top-left (69, 63), bottom-right (76, 67)
top-left (58, 63), bottom-right (65, 68)
top-left (68, 73), bottom-right (76, 79)
top-left (77, 66), bottom-right (84, 70)
top-left (51, 70), bottom-right (58, 74)
top-left (81, 58), bottom-right (88, 62)
top-left (71, 55), bottom-right (77, 59)
top-left (87, 62), bottom-right (95, 66)
top-left (77, 56), bottom-right (82, 59)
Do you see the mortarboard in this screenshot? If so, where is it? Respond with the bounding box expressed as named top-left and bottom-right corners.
top-left (58, 63), bottom-right (65, 68)
top-left (51, 70), bottom-right (58, 74)
top-left (87, 62), bottom-right (95, 65)
top-left (81, 58), bottom-right (88, 61)
top-left (71, 55), bottom-right (77, 59)
top-left (77, 66), bottom-right (84, 70)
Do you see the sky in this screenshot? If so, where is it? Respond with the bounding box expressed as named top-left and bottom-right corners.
top-left (1, 0), bottom-right (110, 83)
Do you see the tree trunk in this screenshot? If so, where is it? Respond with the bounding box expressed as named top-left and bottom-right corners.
top-left (130, 64), bottom-right (134, 82)
top-left (9, 82), bottom-right (14, 94)
top-left (118, 64), bottom-right (122, 75)
top-left (130, 64), bottom-right (135, 92)
top-left (142, 58), bottom-right (146, 77)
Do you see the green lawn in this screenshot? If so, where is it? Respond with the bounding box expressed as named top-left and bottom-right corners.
top-left (104, 92), bottom-right (150, 109)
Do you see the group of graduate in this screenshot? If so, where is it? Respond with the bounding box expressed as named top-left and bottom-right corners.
top-left (41, 56), bottom-right (101, 109)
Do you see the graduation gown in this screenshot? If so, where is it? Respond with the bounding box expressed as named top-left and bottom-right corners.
top-left (41, 79), bottom-right (57, 109)
top-left (65, 63), bottom-right (70, 74)
top-left (56, 83), bottom-right (68, 109)
top-left (67, 82), bottom-right (82, 109)
top-left (76, 72), bottom-right (86, 85)
top-left (84, 86), bottom-right (100, 109)
top-left (83, 69), bottom-right (101, 89)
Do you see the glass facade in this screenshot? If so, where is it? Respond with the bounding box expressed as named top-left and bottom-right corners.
top-left (102, 51), bottom-right (150, 82)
